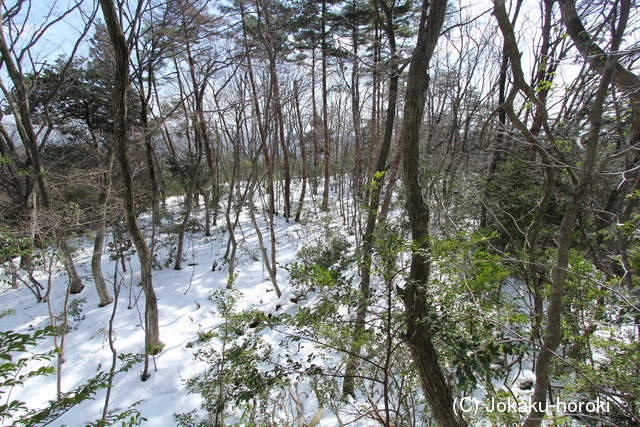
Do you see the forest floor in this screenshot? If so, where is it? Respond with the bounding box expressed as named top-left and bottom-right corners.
top-left (0, 192), bottom-right (342, 426)
top-left (0, 188), bottom-right (556, 426)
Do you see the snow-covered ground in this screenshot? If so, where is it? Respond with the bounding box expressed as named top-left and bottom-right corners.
top-left (0, 193), bottom-right (337, 426)
top-left (1, 187), bottom-right (602, 427)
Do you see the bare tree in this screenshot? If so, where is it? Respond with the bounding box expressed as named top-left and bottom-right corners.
top-left (399, 0), bottom-right (467, 426)
top-left (492, 0), bottom-right (640, 425)
top-left (343, 0), bottom-right (402, 398)
top-left (98, 0), bottom-right (164, 381)
top-left (0, 0), bottom-right (95, 295)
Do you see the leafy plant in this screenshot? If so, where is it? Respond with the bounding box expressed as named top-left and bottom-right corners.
top-left (0, 326), bottom-right (56, 421)
top-left (0, 312), bottom-right (144, 426)
top-left (14, 353), bottom-right (143, 426)
top-left (177, 288), bottom-right (286, 426)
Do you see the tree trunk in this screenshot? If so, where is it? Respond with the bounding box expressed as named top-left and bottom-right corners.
top-left (92, 146), bottom-right (116, 307)
top-left (512, 0), bottom-right (628, 424)
top-left (558, 0), bottom-right (640, 146)
top-left (242, 3), bottom-right (277, 280)
top-left (312, 43), bottom-right (319, 196)
top-left (321, 0), bottom-right (330, 211)
top-left (260, 10), bottom-right (291, 221)
top-left (294, 80), bottom-right (308, 223)
top-left (174, 130), bottom-right (203, 270)
top-left (58, 241), bottom-right (84, 295)
top-left (0, 13), bottom-right (86, 297)
top-left (343, 0), bottom-right (399, 397)
top-left (379, 136), bottom-right (402, 223)
top-left (351, 20), bottom-right (363, 206)
top-left (98, 0), bottom-right (163, 377)
top-left (248, 176), bottom-right (281, 298)
top-left (399, 1), bottom-right (466, 426)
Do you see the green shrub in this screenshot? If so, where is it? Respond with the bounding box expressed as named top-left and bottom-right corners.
top-left (0, 312), bottom-right (144, 426)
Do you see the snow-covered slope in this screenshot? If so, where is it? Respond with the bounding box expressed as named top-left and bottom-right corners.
top-left (1, 195), bottom-right (323, 426)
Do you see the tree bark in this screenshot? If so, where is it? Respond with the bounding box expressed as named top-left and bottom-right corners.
top-left (294, 80), bottom-right (308, 223)
top-left (0, 9), bottom-right (86, 296)
top-left (98, 0), bottom-right (163, 377)
top-left (343, 0), bottom-right (399, 398)
top-left (400, 1), bottom-right (466, 426)
top-left (242, 3), bottom-right (278, 280)
top-left (92, 146), bottom-right (116, 307)
top-left (558, 0), bottom-right (640, 145)
top-left (321, 0), bottom-right (331, 211)
top-left (492, 0), bottom-right (625, 425)
top-left (259, 8), bottom-right (291, 220)
top-left (351, 17), bottom-right (363, 207)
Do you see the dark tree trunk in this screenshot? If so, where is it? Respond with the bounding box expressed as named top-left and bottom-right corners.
top-left (351, 20), bottom-right (363, 206)
top-left (0, 16), bottom-right (86, 296)
top-left (294, 80), bottom-right (308, 223)
top-left (399, 1), bottom-right (466, 426)
top-left (343, 0), bottom-right (400, 398)
top-left (321, 0), bottom-right (330, 211)
top-left (558, 0), bottom-right (640, 146)
top-left (260, 9), bottom-right (291, 220)
top-left (98, 0), bottom-right (163, 380)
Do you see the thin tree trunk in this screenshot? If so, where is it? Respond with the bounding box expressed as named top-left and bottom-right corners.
top-left (136, 54), bottom-right (160, 231)
top-left (312, 43), bottom-right (319, 189)
top-left (60, 238), bottom-right (84, 294)
top-left (351, 19), bottom-right (363, 205)
top-left (343, 0), bottom-right (399, 398)
top-left (0, 15), bottom-right (86, 296)
top-left (294, 80), bottom-right (308, 223)
top-left (479, 0), bottom-right (520, 229)
top-left (248, 176), bottom-right (281, 298)
top-left (174, 148), bottom-right (202, 270)
top-left (321, 0), bottom-right (330, 211)
top-left (92, 146), bottom-right (116, 307)
top-left (98, 0), bottom-right (163, 381)
top-left (558, 0), bottom-right (640, 146)
top-left (367, 21), bottom-right (381, 195)
top-left (242, 3), bottom-right (277, 279)
top-left (492, 1), bottom-right (626, 425)
top-left (259, 10), bottom-right (291, 220)
top-left (399, 1), bottom-right (466, 426)
top-left (379, 136), bottom-right (402, 223)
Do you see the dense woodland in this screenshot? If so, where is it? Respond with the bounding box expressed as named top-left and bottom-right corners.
top-left (1, 0), bottom-right (639, 425)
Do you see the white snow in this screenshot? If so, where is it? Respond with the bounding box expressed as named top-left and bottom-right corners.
top-left (0, 193), bottom-right (331, 426)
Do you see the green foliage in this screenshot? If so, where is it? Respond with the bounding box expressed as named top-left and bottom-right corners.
top-left (0, 327), bottom-right (57, 422)
top-left (85, 401), bottom-right (146, 427)
top-left (15, 353), bottom-right (143, 426)
top-left (0, 310), bottom-right (15, 319)
top-left (0, 319), bottom-right (143, 426)
top-left (177, 289), bottom-right (286, 426)
top-left (0, 228), bottom-right (32, 263)
top-left (482, 159), bottom-right (562, 250)
top-left (564, 326), bottom-right (639, 426)
top-left (0, 228), bottom-right (32, 293)
top-left (57, 297), bottom-right (87, 332)
top-left (165, 152), bottom-right (214, 195)
top-left (196, 330), bottom-right (215, 343)
top-left (429, 231), bottom-right (526, 393)
top-left (107, 222), bottom-right (136, 263)
top-left (286, 262), bottom-right (356, 303)
top-left (282, 220), bottom-right (427, 425)
top-left (296, 228), bottom-right (352, 272)
top-left (287, 226), bottom-right (355, 302)
top-left (26, 57), bottom-right (114, 138)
